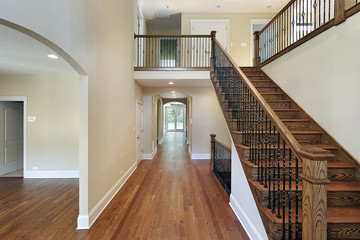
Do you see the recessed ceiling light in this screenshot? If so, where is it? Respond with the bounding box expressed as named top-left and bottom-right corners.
top-left (171, 91), bottom-right (175, 93)
top-left (48, 54), bottom-right (59, 59)
top-left (216, 4), bottom-right (221, 8)
top-left (266, 5), bottom-right (272, 8)
top-left (169, 82), bottom-right (174, 85)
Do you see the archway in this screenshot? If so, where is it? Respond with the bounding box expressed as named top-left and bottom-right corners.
top-left (0, 18), bottom-right (88, 229)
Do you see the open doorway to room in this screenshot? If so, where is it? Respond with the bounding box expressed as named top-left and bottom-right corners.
top-left (250, 19), bottom-right (271, 66)
top-left (164, 103), bottom-right (186, 132)
top-left (0, 99), bottom-right (26, 178)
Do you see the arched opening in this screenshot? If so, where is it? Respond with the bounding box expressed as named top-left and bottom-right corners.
top-left (0, 19), bottom-right (88, 230)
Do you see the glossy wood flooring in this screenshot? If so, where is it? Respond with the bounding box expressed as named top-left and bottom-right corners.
top-left (0, 132), bottom-right (249, 240)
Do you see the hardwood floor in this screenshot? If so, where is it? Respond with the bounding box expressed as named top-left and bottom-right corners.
top-left (0, 132), bottom-right (249, 240)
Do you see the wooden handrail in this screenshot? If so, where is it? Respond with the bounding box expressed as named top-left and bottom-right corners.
top-left (214, 138), bottom-right (232, 152)
top-left (134, 34), bottom-right (212, 38)
top-left (259, 0), bottom-right (296, 35)
top-left (212, 37), bottom-right (305, 160)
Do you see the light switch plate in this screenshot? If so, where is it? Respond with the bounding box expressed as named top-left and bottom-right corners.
top-left (28, 116), bottom-right (37, 122)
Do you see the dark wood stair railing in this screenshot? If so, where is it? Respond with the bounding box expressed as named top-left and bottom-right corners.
top-left (211, 36), bottom-right (337, 239)
top-left (253, 0), bottom-right (360, 67)
top-left (134, 34), bottom-right (212, 71)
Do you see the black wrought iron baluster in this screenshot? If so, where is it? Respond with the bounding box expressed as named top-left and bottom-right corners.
top-left (272, 125), bottom-right (277, 214)
top-left (260, 109), bottom-right (264, 185)
top-left (295, 156), bottom-right (299, 240)
top-left (264, 115), bottom-right (268, 188)
top-left (314, 0), bottom-right (317, 30)
top-left (276, 132), bottom-right (281, 219)
top-left (323, 0), bottom-right (326, 24)
top-left (288, 148), bottom-right (292, 240)
top-left (247, 88), bottom-right (251, 146)
top-left (267, 120), bottom-right (272, 209)
top-left (282, 139), bottom-right (286, 240)
top-left (249, 96), bottom-right (255, 163)
top-left (255, 103), bottom-right (259, 166)
top-left (319, 0), bottom-right (321, 26)
top-left (256, 105), bottom-right (261, 182)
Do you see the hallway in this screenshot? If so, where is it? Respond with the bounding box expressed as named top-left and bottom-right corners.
top-left (88, 131), bottom-right (249, 239)
top-left (0, 132), bottom-right (249, 239)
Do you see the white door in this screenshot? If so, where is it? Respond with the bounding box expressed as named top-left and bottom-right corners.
top-left (0, 102), bottom-right (23, 175)
top-left (191, 19), bottom-right (230, 51)
top-left (136, 102), bottom-right (143, 164)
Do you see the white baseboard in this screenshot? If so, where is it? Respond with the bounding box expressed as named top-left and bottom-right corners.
top-left (77, 215), bottom-right (90, 229)
top-left (229, 194), bottom-right (266, 240)
top-left (191, 154), bottom-right (211, 160)
top-left (24, 170), bottom-right (79, 178)
top-left (77, 161), bottom-right (138, 229)
top-left (158, 138), bottom-right (164, 144)
top-left (143, 146), bottom-right (157, 160)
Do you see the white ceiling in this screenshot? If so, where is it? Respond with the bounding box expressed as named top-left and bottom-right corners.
top-left (139, 0), bottom-right (287, 19)
top-left (0, 25), bottom-right (76, 75)
top-left (160, 91), bottom-right (188, 98)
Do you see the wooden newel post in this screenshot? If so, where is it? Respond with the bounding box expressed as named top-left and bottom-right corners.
top-left (335, 0), bottom-right (346, 25)
top-left (299, 147), bottom-right (334, 240)
top-left (210, 134), bottom-right (216, 171)
top-left (253, 31), bottom-right (260, 67)
top-left (210, 31), bottom-right (217, 68)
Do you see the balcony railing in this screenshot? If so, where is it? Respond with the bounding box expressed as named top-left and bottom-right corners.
top-left (253, 0), bottom-right (360, 66)
top-left (134, 34), bottom-right (213, 70)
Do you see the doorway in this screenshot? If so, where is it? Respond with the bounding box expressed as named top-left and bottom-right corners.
top-left (0, 97), bottom-right (27, 178)
top-left (250, 19), bottom-right (271, 66)
top-left (164, 103), bottom-right (186, 132)
top-left (136, 101), bottom-right (144, 164)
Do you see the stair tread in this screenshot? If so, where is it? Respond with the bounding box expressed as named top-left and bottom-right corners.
top-left (251, 180), bottom-right (360, 192)
top-left (242, 158), bottom-right (354, 168)
top-left (261, 206), bottom-right (360, 223)
top-left (266, 100), bottom-right (291, 103)
top-left (281, 119), bottom-right (311, 122)
top-left (231, 129), bottom-right (322, 135)
top-left (236, 143), bottom-right (338, 151)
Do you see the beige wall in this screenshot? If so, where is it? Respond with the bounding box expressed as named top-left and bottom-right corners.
top-left (263, 13), bottom-right (360, 162)
top-left (143, 86), bottom-right (231, 157)
top-left (181, 12), bottom-right (275, 66)
top-left (0, 74), bottom-right (79, 171)
top-left (0, 0), bottom-right (138, 221)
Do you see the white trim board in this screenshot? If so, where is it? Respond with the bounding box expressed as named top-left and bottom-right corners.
top-left (230, 194), bottom-right (267, 240)
top-left (25, 171), bottom-right (79, 178)
top-left (143, 146), bottom-right (157, 160)
top-left (77, 161), bottom-right (137, 229)
top-left (0, 96), bottom-right (28, 178)
top-left (191, 154), bottom-right (210, 160)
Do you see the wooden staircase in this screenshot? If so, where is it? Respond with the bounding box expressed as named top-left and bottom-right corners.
top-left (212, 66), bottom-right (360, 239)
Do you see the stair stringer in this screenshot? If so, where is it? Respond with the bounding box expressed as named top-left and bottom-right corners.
top-left (210, 72), bottom-right (279, 240)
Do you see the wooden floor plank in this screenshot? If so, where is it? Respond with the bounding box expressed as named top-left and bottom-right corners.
top-left (0, 132), bottom-right (249, 240)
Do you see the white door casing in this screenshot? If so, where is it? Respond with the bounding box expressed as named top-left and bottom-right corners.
top-left (0, 101), bottom-right (24, 175)
top-left (191, 19), bottom-right (230, 51)
top-left (136, 101), bottom-right (144, 164)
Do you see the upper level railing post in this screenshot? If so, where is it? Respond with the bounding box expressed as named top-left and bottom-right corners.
top-left (210, 134), bottom-right (216, 171)
top-left (211, 31), bottom-right (217, 69)
top-left (253, 31), bottom-right (260, 67)
top-left (335, 0), bottom-right (346, 25)
top-left (299, 147), bottom-right (333, 240)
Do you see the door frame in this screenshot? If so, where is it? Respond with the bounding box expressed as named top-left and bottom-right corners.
top-left (0, 96), bottom-right (27, 177)
top-left (250, 19), bottom-right (271, 66)
top-left (136, 99), bottom-right (144, 164)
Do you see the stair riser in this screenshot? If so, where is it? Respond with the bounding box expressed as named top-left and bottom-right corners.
top-left (262, 94), bottom-right (284, 100)
top-left (252, 81), bottom-right (272, 87)
top-left (275, 111), bottom-right (300, 119)
top-left (282, 121), bottom-right (311, 131)
top-left (254, 186), bottom-right (360, 208)
top-left (244, 163), bottom-right (355, 182)
top-left (328, 223), bottom-right (360, 239)
top-left (268, 102), bottom-right (290, 109)
top-left (231, 132), bottom-right (322, 145)
top-left (256, 87), bottom-right (279, 93)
